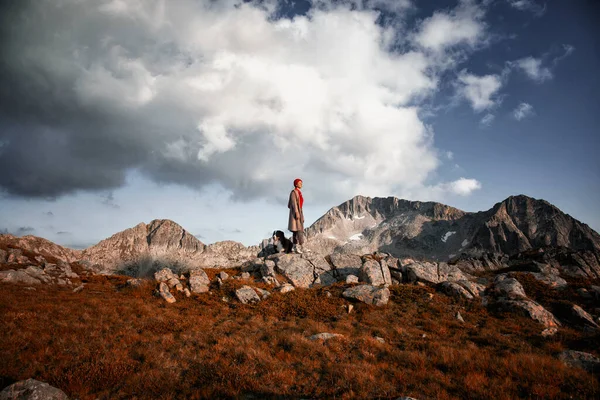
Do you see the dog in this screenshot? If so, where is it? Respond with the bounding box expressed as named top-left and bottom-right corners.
top-left (272, 230), bottom-right (293, 254)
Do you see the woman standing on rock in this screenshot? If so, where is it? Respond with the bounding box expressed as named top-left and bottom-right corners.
top-left (288, 178), bottom-right (306, 254)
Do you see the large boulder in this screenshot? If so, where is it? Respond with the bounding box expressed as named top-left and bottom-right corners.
top-left (342, 285), bottom-right (390, 306)
top-left (0, 379), bottom-right (69, 400)
top-left (274, 254), bottom-right (315, 288)
top-left (188, 269), bottom-right (210, 293)
top-left (359, 259), bottom-right (392, 286)
top-left (329, 253), bottom-right (362, 279)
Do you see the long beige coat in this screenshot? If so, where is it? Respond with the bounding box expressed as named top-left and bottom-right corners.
top-left (288, 189), bottom-right (304, 232)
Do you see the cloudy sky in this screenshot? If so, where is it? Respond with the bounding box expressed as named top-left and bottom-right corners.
top-left (0, 0), bottom-right (598, 248)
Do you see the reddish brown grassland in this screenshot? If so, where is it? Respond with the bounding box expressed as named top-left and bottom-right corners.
top-left (1, 268), bottom-right (599, 400)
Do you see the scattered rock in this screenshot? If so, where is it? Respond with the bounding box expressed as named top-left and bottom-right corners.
top-left (254, 287), bottom-right (271, 300)
top-left (342, 285), bottom-right (390, 306)
top-left (189, 269), bottom-right (210, 294)
top-left (456, 311), bottom-right (465, 323)
top-left (154, 268), bottom-right (177, 283)
top-left (374, 336), bottom-right (385, 344)
top-left (240, 272), bottom-right (251, 280)
top-left (277, 284), bottom-right (295, 294)
top-left (347, 304), bottom-right (354, 313)
top-left (235, 285), bottom-right (261, 304)
top-left (0, 249), bottom-right (7, 263)
top-left (558, 350), bottom-right (600, 373)
top-left (308, 333), bottom-right (344, 341)
top-left (158, 282), bottom-right (176, 303)
top-left (541, 327), bottom-right (558, 337)
top-left (242, 258), bottom-right (263, 272)
top-left (359, 259), bottom-right (392, 286)
top-left (346, 275), bottom-right (359, 284)
top-left (126, 278), bottom-right (143, 287)
top-left (0, 379), bottom-right (69, 400)
top-left (218, 271), bottom-right (230, 281)
top-left (72, 284), bottom-right (85, 293)
top-left (183, 288), bottom-right (191, 297)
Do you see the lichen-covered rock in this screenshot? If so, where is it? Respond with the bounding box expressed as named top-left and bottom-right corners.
top-left (235, 285), bottom-right (261, 304)
top-left (359, 259), bottom-right (392, 286)
top-left (188, 269), bottom-right (210, 293)
top-left (342, 285), bottom-right (390, 306)
top-left (0, 379), bottom-right (69, 400)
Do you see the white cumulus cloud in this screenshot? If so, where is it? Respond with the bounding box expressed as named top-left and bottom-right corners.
top-left (513, 57), bottom-right (552, 82)
top-left (456, 71), bottom-right (503, 112)
top-left (0, 0), bottom-right (487, 204)
top-left (513, 102), bottom-right (534, 120)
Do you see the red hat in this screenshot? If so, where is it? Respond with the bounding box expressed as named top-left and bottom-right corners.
top-left (293, 178), bottom-right (302, 187)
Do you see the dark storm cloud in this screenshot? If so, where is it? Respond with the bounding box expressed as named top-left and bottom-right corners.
top-left (15, 226), bottom-right (35, 235)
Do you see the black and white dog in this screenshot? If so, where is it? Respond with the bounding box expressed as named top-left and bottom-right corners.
top-left (272, 230), bottom-right (293, 254)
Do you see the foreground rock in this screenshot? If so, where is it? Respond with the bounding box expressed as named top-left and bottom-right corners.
top-left (0, 379), bottom-right (69, 400)
top-left (558, 350), bottom-right (600, 373)
top-left (343, 285), bottom-right (390, 306)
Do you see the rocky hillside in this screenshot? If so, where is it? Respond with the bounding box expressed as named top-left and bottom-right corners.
top-left (305, 195), bottom-right (600, 260)
top-left (0, 234), bottom-right (81, 263)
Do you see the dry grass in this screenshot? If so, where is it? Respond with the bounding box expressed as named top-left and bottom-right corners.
top-left (1, 273), bottom-right (599, 399)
